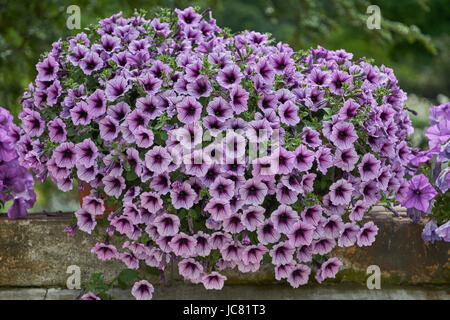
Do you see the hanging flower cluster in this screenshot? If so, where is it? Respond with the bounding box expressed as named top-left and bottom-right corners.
top-left (17, 7), bottom-right (415, 299)
top-left (406, 102), bottom-right (449, 242)
top-left (0, 107), bottom-right (36, 219)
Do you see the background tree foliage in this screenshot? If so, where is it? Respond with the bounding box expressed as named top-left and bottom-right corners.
top-left (0, 0), bottom-right (448, 211)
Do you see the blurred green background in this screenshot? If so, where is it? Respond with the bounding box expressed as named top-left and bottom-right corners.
top-left (0, 0), bottom-right (448, 212)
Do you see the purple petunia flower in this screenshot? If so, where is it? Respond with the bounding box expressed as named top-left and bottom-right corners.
top-left (154, 213), bottom-right (180, 236)
top-left (358, 153), bottom-right (381, 181)
top-left (48, 118), bottom-right (67, 143)
top-left (70, 101), bottom-right (93, 125)
top-left (86, 89), bottom-right (107, 118)
top-left (202, 272), bottom-right (227, 290)
top-left (287, 264), bottom-right (311, 288)
top-left (239, 178), bottom-right (268, 205)
top-left (205, 198), bottom-right (232, 221)
top-left (176, 96), bottom-right (203, 124)
top-left (81, 195), bottom-right (105, 216)
top-left (178, 258), bottom-right (204, 281)
top-left (301, 205), bottom-right (323, 226)
top-left (294, 145), bottom-right (315, 172)
top-left (269, 241), bottom-right (295, 265)
top-left (338, 223), bottom-right (360, 247)
top-left (270, 204), bottom-right (299, 234)
top-left (217, 64), bottom-right (243, 89)
top-left (99, 115), bottom-right (119, 142)
top-left (102, 174), bottom-right (125, 198)
top-left (401, 174), bottom-right (438, 213)
top-left (210, 176), bottom-right (235, 201)
top-left (140, 191), bottom-right (163, 213)
top-left (329, 70), bottom-right (352, 95)
top-left (421, 220), bottom-right (442, 243)
top-left (75, 139), bottom-right (98, 168)
top-left (75, 208), bottom-right (96, 234)
top-left (287, 221), bottom-right (314, 247)
top-left (170, 181), bottom-right (197, 210)
top-left (316, 257), bottom-right (342, 283)
top-left (230, 85), bottom-right (249, 114)
top-left (315, 146), bottom-right (333, 175)
top-left (79, 51), bottom-right (103, 75)
top-left (194, 231), bottom-right (211, 257)
top-left (131, 280), bottom-right (154, 300)
top-left (274, 262), bottom-right (295, 280)
top-left (36, 56), bottom-right (59, 81)
top-left (339, 98), bottom-right (359, 120)
top-left (126, 108), bottom-right (150, 132)
top-left (53, 142), bottom-right (77, 169)
top-left (91, 243), bottom-right (118, 260)
top-left (302, 127), bottom-right (322, 149)
top-left (169, 232), bottom-right (197, 258)
top-left (349, 200), bottom-right (368, 222)
top-left (241, 206), bottom-right (265, 231)
top-left (435, 221), bottom-right (450, 242)
top-left (357, 221), bottom-right (378, 246)
top-left (207, 97), bottom-right (233, 121)
top-left (110, 215), bottom-right (134, 235)
top-left (222, 213), bottom-right (246, 234)
top-left (312, 237), bottom-right (336, 255)
top-left (278, 101), bottom-right (300, 126)
top-left (105, 76), bottom-right (130, 101)
top-left (329, 178), bottom-right (354, 206)
top-left (81, 292), bottom-right (101, 300)
top-left (187, 75), bottom-right (212, 98)
top-left (329, 121), bottom-right (358, 149)
top-left (257, 220), bottom-right (280, 245)
top-left (145, 146), bottom-right (172, 174)
top-left (150, 172), bottom-right (171, 194)
top-left (334, 147), bottom-right (358, 172)
top-left (22, 111), bottom-right (44, 137)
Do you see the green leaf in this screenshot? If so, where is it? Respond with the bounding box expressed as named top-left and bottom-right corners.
top-left (117, 269), bottom-right (140, 289)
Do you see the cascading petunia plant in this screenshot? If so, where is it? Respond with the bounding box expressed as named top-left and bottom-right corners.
top-left (405, 102), bottom-right (450, 243)
top-left (0, 107), bottom-right (36, 219)
top-left (16, 7), bottom-right (419, 300)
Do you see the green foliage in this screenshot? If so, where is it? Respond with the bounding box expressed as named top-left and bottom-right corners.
top-left (117, 269), bottom-right (140, 289)
top-left (84, 272), bottom-right (112, 300)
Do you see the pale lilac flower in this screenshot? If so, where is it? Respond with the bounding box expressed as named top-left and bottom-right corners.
top-left (239, 178), bottom-right (268, 205)
top-left (287, 221), bottom-right (314, 247)
top-left (335, 147), bottom-right (359, 172)
top-left (435, 221), bottom-right (450, 242)
top-left (287, 264), bottom-right (311, 288)
top-left (202, 272), bottom-right (227, 290)
top-left (178, 258), bottom-right (204, 281)
top-left (329, 179), bottom-right (354, 206)
top-left (217, 64), bottom-right (243, 89)
top-left (169, 232), bottom-right (197, 257)
top-left (401, 174), bottom-right (438, 212)
top-left (358, 153), bottom-right (381, 181)
top-left (102, 174), bottom-right (125, 198)
top-left (269, 241), bottom-right (295, 265)
top-left (154, 213), bottom-right (180, 236)
top-left (242, 206), bottom-right (265, 231)
top-left (357, 221), bottom-right (378, 246)
top-left (131, 280), bottom-right (154, 300)
top-left (270, 204), bottom-right (299, 234)
top-left (75, 208), bottom-right (96, 234)
top-left (75, 139), bottom-right (98, 168)
top-left (330, 122), bottom-right (358, 149)
top-left (257, 220), bottom-right (280, 245)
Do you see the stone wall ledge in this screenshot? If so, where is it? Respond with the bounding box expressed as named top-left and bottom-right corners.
top-left (1, 284), bottom-right (449, 300)
top-left (0, 206), bottom-right (449, 290)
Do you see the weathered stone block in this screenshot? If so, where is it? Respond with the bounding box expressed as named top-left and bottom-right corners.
top-left (0, 207), bottom-right (448, 289)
